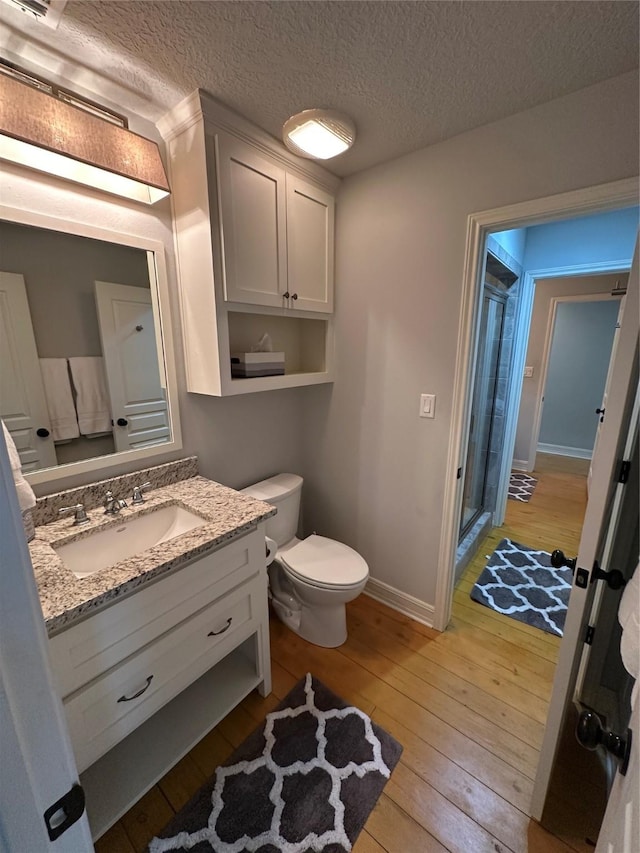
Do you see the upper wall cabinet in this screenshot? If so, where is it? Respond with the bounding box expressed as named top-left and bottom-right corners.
top-left (286, 176), bottom-right (334, 313)
top-left (216, 134), bottom-right (288, 309)
top-left (158, 92), bottom-right (339, 396)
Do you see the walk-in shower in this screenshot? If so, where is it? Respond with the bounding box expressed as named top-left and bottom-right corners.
top-left (456, 249), bottom-right (520, 581)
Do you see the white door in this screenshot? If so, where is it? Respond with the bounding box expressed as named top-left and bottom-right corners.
top-left (0, 429), bottom-right (94, 851)
top-left (215, 132), bottom-right (288, 309)
top-left (589, 295), bottom-right (627, 491)
top-left (94, 281), bottom-right (169, 453)
top-left (531, 241), bottom-right (639, 821)
top-left (286, 174), bottom-right (335, 313)
top-left (0, 271), bottom-right (57, 472)
top-left (595, 564), bottom-right (639, 853)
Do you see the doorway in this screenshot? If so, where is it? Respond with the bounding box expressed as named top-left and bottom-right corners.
top-left (436, 183), bottom-right (638, 847)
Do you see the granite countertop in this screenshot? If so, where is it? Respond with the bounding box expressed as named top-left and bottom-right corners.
top-left (31, 475), bottom-right (276, 636)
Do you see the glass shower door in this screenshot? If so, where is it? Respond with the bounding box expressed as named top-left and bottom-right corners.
top-left (460, 289), bottom-right (506, 536)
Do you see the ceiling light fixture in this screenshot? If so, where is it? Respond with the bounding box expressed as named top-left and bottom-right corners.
top-left (0, 62), bottom-right (170, 205)
top-left (283, 109), bottom-right (356, 160)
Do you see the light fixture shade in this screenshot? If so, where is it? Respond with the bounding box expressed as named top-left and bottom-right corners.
top-left (0, 73), bottom-right (170, 205)
top-left (283, 109), bottom-right (356, 160)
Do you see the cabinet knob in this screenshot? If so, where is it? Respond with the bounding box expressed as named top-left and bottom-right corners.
top-left (291, 292), bottom-right (298, 301)
top-left (283, 291), bottom-right (290, 299)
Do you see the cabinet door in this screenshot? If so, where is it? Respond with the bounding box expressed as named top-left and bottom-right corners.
top-left (286, 175), bottom-right (335, 313)
top-left (216, 133), bottom-right (287, 308)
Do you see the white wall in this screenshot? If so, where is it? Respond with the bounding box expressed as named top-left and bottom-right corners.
top-left (514, 273), bottom-right (628, 465)
top-left (538, 298), bottom-right (621, 455)
top-left (301, 71), bottom-right (639, 608)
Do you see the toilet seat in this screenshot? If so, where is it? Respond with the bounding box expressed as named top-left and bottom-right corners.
top-left (279, 534), bottom-right (368, 589)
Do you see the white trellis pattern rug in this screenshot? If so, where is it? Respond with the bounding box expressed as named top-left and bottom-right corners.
top-left (148, 673), bottom-right (402, 852)
top-left (470, 538), bottom-right (572, 636)
top-left (508, 472), bottom-right (538, 502)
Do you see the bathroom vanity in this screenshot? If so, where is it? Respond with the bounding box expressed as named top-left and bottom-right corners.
top-left (29, 459), bottom-right (275, 839)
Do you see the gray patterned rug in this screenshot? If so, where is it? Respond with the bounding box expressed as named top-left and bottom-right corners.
top-left (470, 538), bottom-right (572, 636)
top-left (508, 472), bottom-right (538, 502)
top-left (148, 673), bottom-right (402, 852)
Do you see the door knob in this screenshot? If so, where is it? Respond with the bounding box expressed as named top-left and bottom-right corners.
top-left (36, 427), bottom-right (50, 438)
top-left (576, 709), bottom-right (632, 775)
top-left (591, 560), bottom-right (627, 590)
top-left (116, 418), bottom-right (128, 427)
top-left (595, 407), bottom-right (605, 422)
top-left (550, 549), bottom-right (577, 573)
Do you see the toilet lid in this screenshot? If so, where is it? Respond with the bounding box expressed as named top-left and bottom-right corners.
top-left (280, 535), bottom-right (369, 587)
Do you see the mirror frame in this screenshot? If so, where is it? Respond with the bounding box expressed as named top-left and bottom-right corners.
top-left (0, 203), bottom-right (183, 486)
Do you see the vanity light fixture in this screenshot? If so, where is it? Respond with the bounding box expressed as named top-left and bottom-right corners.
top-left (282, 109), bottom-right (356, 160)
top-left (0, 61), bottom-right (170, 205)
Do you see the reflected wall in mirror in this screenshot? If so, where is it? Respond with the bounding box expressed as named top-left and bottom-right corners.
top-left (0, 216), bottom-right (181, 485)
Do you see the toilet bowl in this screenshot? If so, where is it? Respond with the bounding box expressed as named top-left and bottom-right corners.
top-left (242, 474), bottom-right (369, 648)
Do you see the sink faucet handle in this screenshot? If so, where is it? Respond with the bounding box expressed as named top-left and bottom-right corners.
top-left (132, 482), bottom-right (152, 504)
top-left (59, 504), bottom-right (89, 525)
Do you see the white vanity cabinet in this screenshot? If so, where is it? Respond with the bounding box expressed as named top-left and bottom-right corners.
top-left (158, 92), bottom-right (339, 396)
top-left (48, 526), bottom-right (271, 840)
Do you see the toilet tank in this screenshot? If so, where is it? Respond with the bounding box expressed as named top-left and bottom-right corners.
top-left (241, 473), bottom-right (302, 547)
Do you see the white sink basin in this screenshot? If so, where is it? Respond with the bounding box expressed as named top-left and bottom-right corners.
top-left (54, 505), bottom-right (207, 579)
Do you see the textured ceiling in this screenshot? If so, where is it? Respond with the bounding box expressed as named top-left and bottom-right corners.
top-left (1, 1), bottom-right (638, 176)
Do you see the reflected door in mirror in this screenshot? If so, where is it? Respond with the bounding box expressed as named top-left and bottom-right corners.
top-left (0, 272), bottom-right (57, 471)
top-left (95, 281), bottom-right (169, 452)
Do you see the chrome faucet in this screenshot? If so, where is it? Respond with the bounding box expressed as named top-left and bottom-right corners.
top-left (58, 503), bottom-right (89, 525)
top-left (131, 481), bottom-right (152, 504)
top-left (103, 490), bottom-right (128, 515)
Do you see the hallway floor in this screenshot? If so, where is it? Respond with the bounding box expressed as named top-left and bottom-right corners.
top-left (96, 454), bottom-right (590, 853)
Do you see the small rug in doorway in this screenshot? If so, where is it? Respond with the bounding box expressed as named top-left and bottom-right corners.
top-left (508, 472), bottom-right (538, 502)
top-left (148, 673), bottom-right (402, 852)
top-left (470, 538), bottom-right (572, 636)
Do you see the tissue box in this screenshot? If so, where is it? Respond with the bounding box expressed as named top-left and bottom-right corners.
top-left (231, 352), bottom-right (285, 378)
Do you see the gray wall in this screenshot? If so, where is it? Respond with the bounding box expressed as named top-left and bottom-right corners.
top-left (301, 71), bottom-right (638, 607)
top-left (538, 298), bottom-right (620, 454)
top-left (514, 272), bottom-right (628, 465)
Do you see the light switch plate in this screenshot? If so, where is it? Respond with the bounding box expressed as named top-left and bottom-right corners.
top-left (419, 393), bottom-right (436, 418)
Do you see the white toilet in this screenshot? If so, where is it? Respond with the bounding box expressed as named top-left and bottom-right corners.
top-left (242, 473), bottom-right (369, 648)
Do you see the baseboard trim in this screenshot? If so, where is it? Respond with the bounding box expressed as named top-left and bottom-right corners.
top-left (511, 459), bottom-right (530, 472)
top-left (537, 443), bottom-right (592, 460)
top-left (363, 578), bottom-right (435, 628)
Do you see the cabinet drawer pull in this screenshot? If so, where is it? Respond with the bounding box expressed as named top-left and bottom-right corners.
top-left (117, 675), bottom-right (153, 703)
top-left (208, 617), bottom-right (232, 637)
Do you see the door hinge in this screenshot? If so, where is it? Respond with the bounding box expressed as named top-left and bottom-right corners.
top-left (43, 783), bottom-right (85, 841)
top-left (617, 459), bottom-right (631, 484)
top-left (584, 624), bottom-right (595, 645)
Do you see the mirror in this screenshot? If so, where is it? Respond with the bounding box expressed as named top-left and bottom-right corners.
top-left (0, 212), bottom-right (182, 486)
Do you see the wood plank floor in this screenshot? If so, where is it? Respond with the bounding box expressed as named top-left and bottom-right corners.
top-left (95, 455), bottom-right (589, 853)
